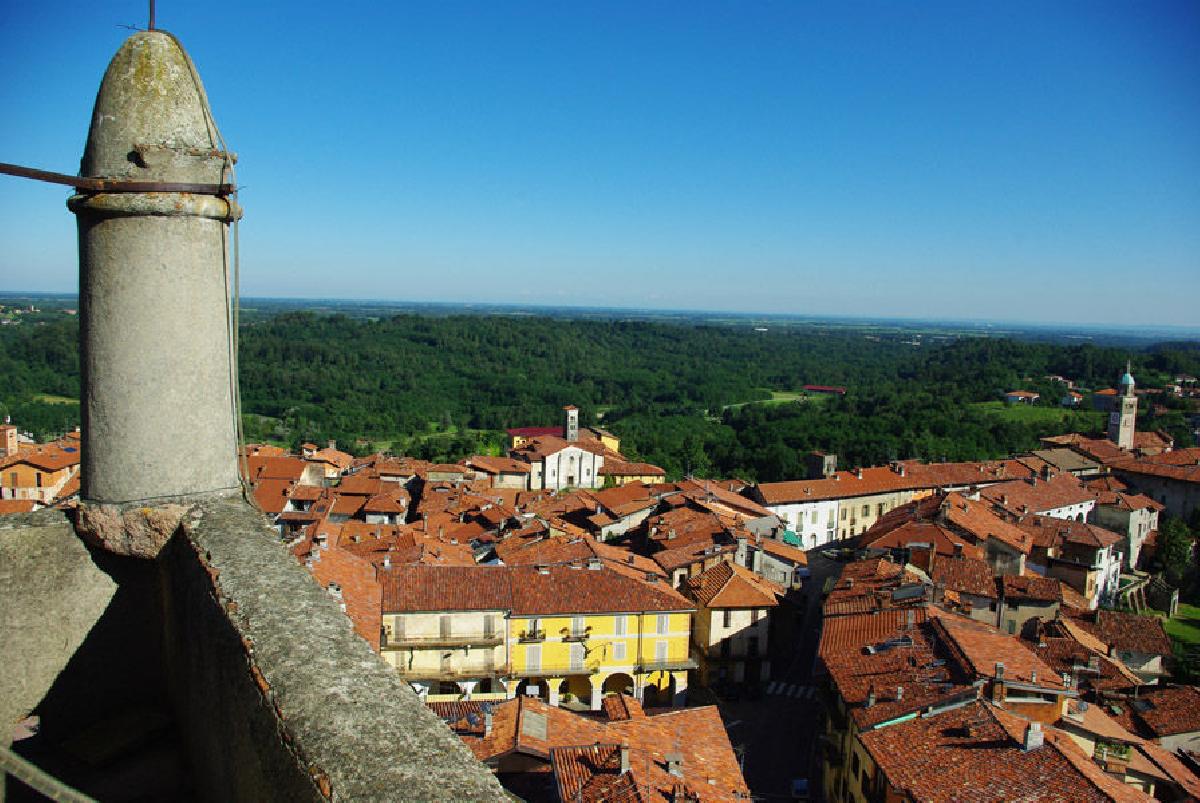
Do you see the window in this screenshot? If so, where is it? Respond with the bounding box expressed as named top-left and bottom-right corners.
top-left (526, 644), bottom-right (541, 671)
top-left (656, 640), bottom-right (669, 663)
top-left (840, 508), bottom-right (847, 521)
top-left (8, 472), bottom-right (16, 487)
top-left (570, 643), bottom-right (584, 670)
top-left (877, 503), bottom-right (885, 516)
top-left (440, 615), bottom-right (451, 638)
top-left (722, 610), bottom-right (733, 628)
top-left (811, 510), bottom-right (818, 524)
top-left (613, 614), bottom-right (626, 636)
top-left (612, 641), bottom-right (626, 661)
top-left (571, 616), bottom-right (585, 637)
top-left (861, 504), bottom-right (869, 517)
top-left (657, 613), bottom-right (669, 633)
top-left (36, 472), bottom-right (43, 488)
top-left (752, 608), bottom-right (761, 624)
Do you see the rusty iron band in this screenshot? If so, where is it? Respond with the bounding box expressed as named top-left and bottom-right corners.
top-left (0, 161), bottom-right (235, 196)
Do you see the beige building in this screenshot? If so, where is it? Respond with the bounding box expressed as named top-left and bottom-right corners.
top-left (684, 561), bottom-right (781, 687)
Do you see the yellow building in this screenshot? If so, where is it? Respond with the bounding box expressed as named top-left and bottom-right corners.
top-left (379, 563), bottom-right (695, 708)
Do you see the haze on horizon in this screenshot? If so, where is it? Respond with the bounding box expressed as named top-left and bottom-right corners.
top-left (1, 2), bottom-right (1197, 327)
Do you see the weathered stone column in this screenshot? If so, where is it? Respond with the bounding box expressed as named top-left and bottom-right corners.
top-left (69, 31), bottom-right (240, 504)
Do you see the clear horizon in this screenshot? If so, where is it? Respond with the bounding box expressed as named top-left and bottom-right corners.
top-left (2, 2), bottom-right (1198, 326)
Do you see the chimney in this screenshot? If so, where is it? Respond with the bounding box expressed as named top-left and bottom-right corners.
top-left (484, 710), bottom-right (493, 737)
top-left (896, 686), bottom-right (903, 701)
top-left (995, 662), bottom-right (1005, 679)
top-left (71, 31), bottom-right (241, 503)
top-left (382, 555), bottom-right (391, 569)
top-left (1023, 722), bottom-right (1044, 752)
top-left (866, 686), bottom-right (876, 708)
top-left (856, 468), bottom-right (864, 480)
top-left (619, 743), bottom-right (631, 774)
top-left (587, 557), bottom-right (602, 570)
top-left (898, 464), bottom-right (906, 477)
top-left (665, 751), bottom-right (683, 777)
top-left (1030, 670), bottom-right (1037, 684)
top-left (905, 610), bottom-right (915, 630)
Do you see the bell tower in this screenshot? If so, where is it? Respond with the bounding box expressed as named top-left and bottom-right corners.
top-left (1107, 363), bottom-right (1137, 449)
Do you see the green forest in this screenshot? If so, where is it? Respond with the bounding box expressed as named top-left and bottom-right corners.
top-left (2, 311), bottom-right (1197, 482)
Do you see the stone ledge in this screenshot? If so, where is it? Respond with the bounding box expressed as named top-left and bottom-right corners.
top-left (174, 498), bottom-right (506, 801)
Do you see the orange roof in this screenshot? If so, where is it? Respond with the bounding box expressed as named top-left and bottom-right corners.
top-left (380, 564), bottom-right (691, 615)
top-left (980, 472), bottom-right (1097, 515)
top-left (684, 561), bottom-right (781, 609)
top-left (0, 499), bottom-right (39, 514)
top-left (860, 699), bottom-right (1149, 803)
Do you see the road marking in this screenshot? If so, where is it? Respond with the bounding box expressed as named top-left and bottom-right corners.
top-left (792, 685), bottom-right (806, 698)
top-left (804, 686), bottom-right (815, 699)
top-left (767, 681), bottom-right (779, 695)
top-left (785, 684), bottom-right (797, 697)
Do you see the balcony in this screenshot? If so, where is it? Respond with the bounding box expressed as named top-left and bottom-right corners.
top-left (518, 629), bottom-right (547, 643)
top-left (636, 657), bottom-right (698, 673)
top-left (561, 626), bottom-right (592, 643)
top-left (383, 632), bottom-right (504, 649)
top-left (394, 664), bottom-right (507, 681)
top-left (508, 663), bottom-right (594, 677)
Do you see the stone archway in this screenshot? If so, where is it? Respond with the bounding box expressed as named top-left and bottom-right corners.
top-left (602, 672), bottom-right (636, 698)
top-left (514, 678), bottom-right (549, 701)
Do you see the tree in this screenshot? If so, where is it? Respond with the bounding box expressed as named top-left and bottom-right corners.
top-left (1158, 516), bottom-right (1196, 588)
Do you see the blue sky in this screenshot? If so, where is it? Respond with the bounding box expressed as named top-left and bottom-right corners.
top-left (1, 2), bottom-right (1197, 325)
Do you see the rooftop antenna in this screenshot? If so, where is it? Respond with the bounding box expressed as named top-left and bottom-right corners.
top-left (148, 0), bottom-right (156, 31)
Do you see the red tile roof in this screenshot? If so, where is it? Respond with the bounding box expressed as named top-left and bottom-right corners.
top-left (980, 472), bottom-right (1097, 515)
top-left (1064, 609), bottom-right (1173, 657)
top-left (684, 561), bottom-right (782, 609)
top-left (859, 700), bottom-right (1150, 803)
top-left (379, 564), bottom-right (691, 615)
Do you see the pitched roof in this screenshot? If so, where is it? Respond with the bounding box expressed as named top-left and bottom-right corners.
top-left (859, 700), bottom-right (1150, 803)
top-left (379, 564), bottom-right (691, 615)
top-left (1002, 574), bottom-right (1066, 603)
top-left (684, 561), bottom-right (782, 609)
top-left (980, 472), bottom-right (1097, 515)
top-left (1118, 685), bottom-right (1200, 738)
top-left (931, 556), bottom-right (997, 599)
top-left (1064, 609), bottom-right (1174, 657)
top-left (931, 609), bottom-right (1066, 689)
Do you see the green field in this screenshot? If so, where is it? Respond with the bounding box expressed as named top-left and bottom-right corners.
top-left (32, 393), bottom-right (78, 405)
top-left (972, 400), bottom-right (1104, 427)
top-left (722, 390), bottom-right (832, 412)
top-left (1164, 603), bottom-right (1200, 648)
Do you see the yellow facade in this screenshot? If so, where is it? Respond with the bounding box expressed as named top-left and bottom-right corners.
top-left (506, 610), bottom-right (692, 709)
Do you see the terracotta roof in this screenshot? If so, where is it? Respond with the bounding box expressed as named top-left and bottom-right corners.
top-left (1115, 686), bottom-right (1200, 739)
top-left (684, 561), bottom-right (782, 609)
top-left (756, 460), bottom-right (1034, 505)
top-left (244, 455), bottom-right (309, 482)
top-left (449, 696), bottom-right (748, 802)
top-left (823, 559), bottom-right (929, 617)
top-left (1064, 609), bottom-right (1173, 657)
top-left (930, 609), bottom-right (1065, 688)
top-left (299, 542), bottom-right (381, 650)
top-left (0, 499), bottom-right (39, 515)
top-left (465, 455), bottom-right (532, 474)
top-left (598, 460), bottom-right (666, 476)
top-left (0, 442), bottom-right (80, 472)
top-left (553, 706), bottom-right (749, 802)
top-left (859, 699), bottom-right (1150, 803)
top-left (379, 564), bottom-right (691, 615)
top-left (931, 556), bottom-right (997, 599)
top-left (602, 694), bottom-right (646, 722)
top-left (754, 535), bottom-right (807, 564)
top-left (1000, 573), bottom-right (1062, 602)
top-left (980, 472), bottom-right (1097, 515)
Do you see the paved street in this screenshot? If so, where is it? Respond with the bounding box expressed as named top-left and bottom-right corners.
top-left (713, 550), bottom-right (844, 801)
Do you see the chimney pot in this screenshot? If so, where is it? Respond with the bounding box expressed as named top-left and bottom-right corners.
top-left (620, 743), bottom-right (631, 774)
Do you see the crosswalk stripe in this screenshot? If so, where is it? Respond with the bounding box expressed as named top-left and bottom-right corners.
top-left (767, 681), bottom-right (779, 695)
top-left (804, 686), bottom-right (815, 699)
top-left (791, 685), bottom-right (805, 698)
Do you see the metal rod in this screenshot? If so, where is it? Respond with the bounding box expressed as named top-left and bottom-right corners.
top-left (149, 0), bottom-right (156, 31)
top-left (0, 162), bottom-right (234, 196)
